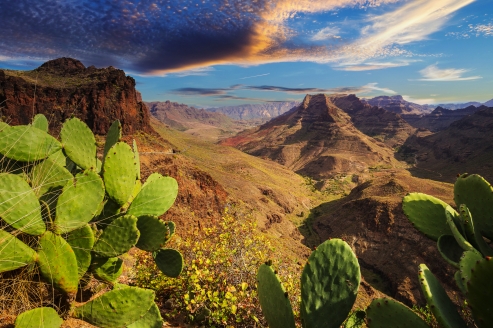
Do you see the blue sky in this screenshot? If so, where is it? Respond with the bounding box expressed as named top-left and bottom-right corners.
top-left (0, 0), bottom-right (492, 107)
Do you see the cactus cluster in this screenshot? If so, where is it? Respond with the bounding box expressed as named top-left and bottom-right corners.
top-left (257, 238), bottom-right (361, 328)
top-left (0, 116), bottom-right (183, 327)
top-left (398, 173), bottom-right (493, 327)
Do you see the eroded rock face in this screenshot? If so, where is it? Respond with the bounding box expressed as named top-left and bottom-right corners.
top-left (0, 57), bottom-right (152, 135)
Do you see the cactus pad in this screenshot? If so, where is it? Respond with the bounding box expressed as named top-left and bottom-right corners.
top-left (66, 224), bottom-right (94, 277)
top-left (459, 249), bottom-right (483, 288)
top-left (127, 302), bottom-right (163, 328)
top-left (48, 150), bottom-right (67, 168)
top-left (366, 298), bottom-right (429, 328)
top-left (14, 307), bottom-right (63, 328)
top-left (0, 173), bottom-right (45, 235)
top-left (466, 257), bottom-right (493, 327)
top-left (30, 159), bottom-right (73, 198)
top-left (445, 206), bottom-right (474, 252)
top-left (32, 114), bottom-right (49, 133)
top-left (418, 264), bottom-right (467, 328)
top-left (127, 174), bottom-right (178, 217)
top-left (153, 248), bottom-right (183, 278)
top-left (133, 139), bottom-right (141, 180)
top-left (103, 120), bottom-right (122, 159)
top-left (343, 310), bottom-right (366, 328)
top-left (136, 215), bottom-right (169, 251)
top-left (60, 117), bottom-right (96, 170)
top-left (402, 193), bottom-right (451, 241)
top-left (300, 238), bottom-right (360, 328)
top-left (454, 174), bottom-right (493, 240)
top-left (74, 286), bottom-right (155, 327)
top-left (256, 263), bottom-right (296, 328)
top-left (103, 142), bottom-right (136, 205)
top-left (454, 270), bottom-right (467, 294)
top-left (437, 235), bottom-right (463, 268)
top-left (91, 256), bottom-right (123, 283)
top-left (0, 230), bottom-right (37, 273)
top-left (93, 215), bottom-right (140, 257)
top-left (0, 125), bottom-right (61, 162)
top-left (37, 231), bottom-right (79, 296)
top-left (54, 170), bottom-right (105, 234)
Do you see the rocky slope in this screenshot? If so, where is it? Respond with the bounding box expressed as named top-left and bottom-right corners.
top-left (207, 101), bottom-right (299, 121)
top-left (0, 57), bottom-right (151, 135)
top-left (221, 94), bottom-right (399, 179)
top-left (364, 95), bottom-right (432, 115)
top-left (400, 107), bottom-right (493, 182)
top-left (146, 100), bottom-right (250, 141)
top-left (404, 105), bottom-right (485, 132)
top-left (331, 94), bottom-right (416, 148)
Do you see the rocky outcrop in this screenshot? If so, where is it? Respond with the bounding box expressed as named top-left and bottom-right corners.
top-left (0, 57), bottom-right (152, 135)
top-left (207, 101), bottom-right (299, 121)
top-left (403, 105), bottom-right (484, 132)
top-left (364, 95), bottom-right (432, 115)
top-left (221, 94), bottom-right (398, 179)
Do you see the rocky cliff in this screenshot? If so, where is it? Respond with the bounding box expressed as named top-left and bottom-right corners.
top-left (0, 57), bottom-right (152, 135)
top-left (403, 105), bottom-right (484, 132)
top-left (207, 101), bottom-right (299, 121)
top-left (364, 95), bottom-right (432, 115)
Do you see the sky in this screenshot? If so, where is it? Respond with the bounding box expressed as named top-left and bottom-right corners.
top-left (0, 0), bottom-right (492, 107)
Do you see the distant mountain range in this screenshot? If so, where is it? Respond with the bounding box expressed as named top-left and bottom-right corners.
top-left (207, 101), bottom-right (299, 121)
top-left (363, 95), bottom-right (432, 115)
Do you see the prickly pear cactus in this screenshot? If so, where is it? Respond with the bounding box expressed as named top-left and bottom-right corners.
top-left (0, 115), bottom-right (183, 327)
top-left (257, 239), bottom-right (360, 328)
top-left (402, 173), bottom-right (493, 327)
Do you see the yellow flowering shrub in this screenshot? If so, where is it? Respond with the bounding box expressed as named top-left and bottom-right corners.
top-left (134, 208), bottom-right (301, 327)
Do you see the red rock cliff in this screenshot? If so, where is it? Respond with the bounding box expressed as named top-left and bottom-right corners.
top-left (0, 57), bottom-right (152, 135)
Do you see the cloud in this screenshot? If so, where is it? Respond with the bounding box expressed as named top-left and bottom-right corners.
top-left (312, 26), bottom-right (341, 41)
top-left (415, 64), bottom-right (482, 81)
top-left (447, 22), bottom-right (493, 38)
top-left (239, 73), bottom-right (270, 80)
top-left (334, 60), bottom-right (418, 71)
top-left (363, 83), bottom-right (396, 94)
top-left (173, 67), bottom-right (216, 77)
top-left (0, 0), bottom-right (473, 74)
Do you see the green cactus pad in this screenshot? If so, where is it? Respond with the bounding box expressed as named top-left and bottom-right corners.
top-left (37, 231), bottom-right (79, 296)
top-left (167, 221), bottom-right (176, 240)
top-left (454, 270), bottom-right (467, 294)
top-left (437, 235), bottom-right (463, 268)
top-left (32, 114), bottom-right (49, 133)
top-left (459, 249), bottom-right (483, 288)
top-left (343, 310), bottom-right (366, 328)
top-left (418, 264), bottom-right (467, 328)
top-left (458, 205), bottom-right (480, 249)
top-left (66, 224), bottom-right (95, 277)
top-left (133, 139), bottom-right (141, 180)
top-left (466, 257), bottom-right (493, 327)
top-left (92, 215), bottom-right (140, 257)
top-left (153, 248), bottom-right (183, 278)
top-left (300, 238), bottom-right (360, 328)
top-left (54, 170), bottom-right (105, 234)
top-left (366, 298), bottom-right (429, 328)
top-left (48, 150), bottom-right (67, 168)
top-left (402, 193), bottom-right (451, 241)
top-left (30, 158), bottom-right (73, 198)
top-left (103, 120), bottom-right (122, 160)
top-left (0, 125), bottom-right (61, 162)
top-left (0, 230), bottom-right (37, 273)
top-left (445, 206), bottom-right (474, 252)
top-left (14, 307), bottom-right (63, 328)
top-left (127, 174), bottom-right (178, 217)
top-left (91, 256), bottom-right (123, 283)
top-left (127, 302), bottom-right (163, 328)
top-left (103, 142), bottom-right (136, 205)
top-left (124, 179), bottom-right (142, 209)
top-left (0, 173), bottom-right (45, 235)
top-left (74, 285), bottom-right (154, 327)
top-left (256, 263), bottom-right (296, 328)
top-left (136, 215), bottom-right (169, 251)
top-left (94, 199), bottom-right (121, 227)
top-left (454, 174), bottom-right (493, 240)
top-left (60, 117), bottom-right (96, 170)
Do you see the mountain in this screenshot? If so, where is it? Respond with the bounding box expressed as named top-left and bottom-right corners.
top-left (405, 105), bottom-right (485, 132)
top-left (364, 95), bottom-right (433, 115)
top-left (0, 57), bottom-right (151, 134)
top-left (330, 94), bottom-right (416, 148)
top-left (435, 101), bottom-right (483, 110)
top-left (221, 94), bottom-right (399, 179)
top-left (399, 107), bottom-right (493, 182)
top-left (207, 101), bottom-right (299, 121)
top-left (146, 100), bottom-right (250, 141)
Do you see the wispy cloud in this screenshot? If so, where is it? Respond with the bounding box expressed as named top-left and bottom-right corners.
top-left (363, 83), bottom-right (396, 94)
top-left (447, 22), bottom-right (493, 38)
top-left (173, 67), bottom-right (216, 77)
top-left (312, 26), bottom-right (341, 41)
top-left (334, 60), bottom-right (419, 71)
top-left (239, 73), bottom-right (270, 80)
top-left (415, 64), bottom-right (482, 81)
